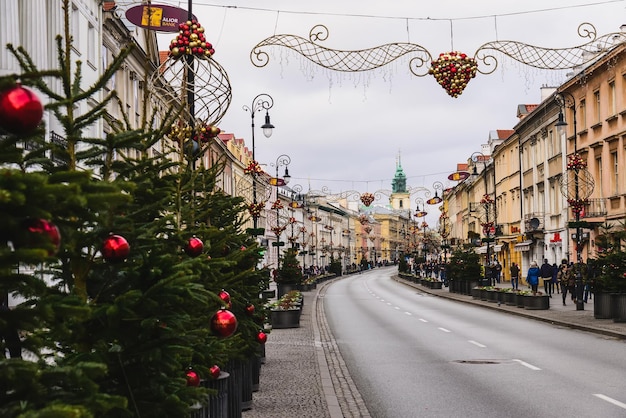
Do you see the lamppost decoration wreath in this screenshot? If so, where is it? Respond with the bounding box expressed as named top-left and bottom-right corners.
top-left (251, 23), bottom-right (626, 97)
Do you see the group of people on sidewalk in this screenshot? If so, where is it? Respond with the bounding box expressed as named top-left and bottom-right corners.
top-left (516, 259), bottom-right (590, 305)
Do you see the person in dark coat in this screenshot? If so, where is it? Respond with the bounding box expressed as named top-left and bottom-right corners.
top-left (540, 259), bottom-right (554, 297)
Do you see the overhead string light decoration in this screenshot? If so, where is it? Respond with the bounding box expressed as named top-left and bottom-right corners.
top-left (251, 23), bottom-right (626, 98)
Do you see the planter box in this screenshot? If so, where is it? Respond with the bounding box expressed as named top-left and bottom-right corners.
top-left (611, 293), bottom-right (626, 323)
top-left (270, 309), bottom-right (300, 329)
top-left (261, 289), bottom-right (276, 300)
top-left (515, 293), bottom-right (525, 308)
top-left (479, 288), bottom-right (488, 301)
top-left (594, 292), bottom-right (613, 319)
top-left (523, 295), bottom-right (550, 310)
top-left (504, 292), bottom-right (517, 306)
top-left (486, 290), bottom-right (498, 303)
top-left (277, 283), bottom-right (300, 299)
top-left (431, 281), bottom-right (443, 289)
top-left (471, 287), bottom-right (480, 299)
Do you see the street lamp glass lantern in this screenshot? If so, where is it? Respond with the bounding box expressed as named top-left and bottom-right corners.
top-left (261, 111), bottom-right (274, 138)
top-left (555, 111), bottom-right (567, 136)
top-left (283, 166), bottom-right (291, 184)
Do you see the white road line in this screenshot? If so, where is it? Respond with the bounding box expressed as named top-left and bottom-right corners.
top-left (512, 359), bottom-right (541, 371)
top-left (386, 302), bottom-right (392, 306)
top-left (468, 340), bottom-right (486, 348)
top-left (594, 394), bottom-right (626, 409)
top-left (419, 318), bottom-right (428, 323)
top-left (438, 327), bottom-right (451, 333)
top-left (404, 312), bottom-right (412, 315)
top-left (394, 306), bottom-right (400, 310)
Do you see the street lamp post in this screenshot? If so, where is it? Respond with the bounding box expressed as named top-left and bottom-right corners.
top-left (270, 154), bottom-right (290, 267)
top-left (243, 94), bottom-right (275, 230)
top-left (556, 91), bottom-right (589, 311)
top-left (471, 152), bottom-right (496, 285)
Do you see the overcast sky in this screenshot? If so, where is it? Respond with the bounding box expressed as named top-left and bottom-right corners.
top-left (147, 0), bottom-right (625, 224)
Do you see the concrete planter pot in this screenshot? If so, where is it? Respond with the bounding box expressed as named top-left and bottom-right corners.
top-left (270, 309), bottom-right (301, 329)
top-left (523, 294), bottom-right (550, 310)
top-left (610, 293), bottom-right (626, 323)
top-left (593, 292), bottom-right (613, 319)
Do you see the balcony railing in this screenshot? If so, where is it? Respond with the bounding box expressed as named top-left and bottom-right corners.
top-left (583, 198), bottom-right (607, 218)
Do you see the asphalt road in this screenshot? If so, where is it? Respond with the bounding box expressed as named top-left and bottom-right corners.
top-left (323, 268), bottom-right (626, 418)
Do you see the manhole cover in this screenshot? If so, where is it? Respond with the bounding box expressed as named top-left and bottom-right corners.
top-left (452, 359), bottom-right (501, 365)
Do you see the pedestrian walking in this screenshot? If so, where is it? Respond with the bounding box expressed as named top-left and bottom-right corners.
top-left (494, 260), bottom-right (502, 284)
top-left (527, 261), bottom-right (540, 295)
top-left (557, 260), bottom-right (574, 305)
top-left (510, 262), bottom-right (520, 290)
top-left (552, 263), bottom-right (559, 294)
top-left (540, 259), bottom-right (554, 297)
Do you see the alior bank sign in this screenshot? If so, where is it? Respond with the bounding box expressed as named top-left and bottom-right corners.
top-left (125, 4), bottom-right (197, 32)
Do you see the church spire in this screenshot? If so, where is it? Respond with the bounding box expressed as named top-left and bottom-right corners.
top-left (391, 150), bottom-right (407, 193)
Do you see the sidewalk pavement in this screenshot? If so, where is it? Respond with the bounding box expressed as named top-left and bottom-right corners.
top-left (243, 273), bottom-right (626, 418)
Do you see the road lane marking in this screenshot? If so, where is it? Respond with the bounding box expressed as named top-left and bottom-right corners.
top-left (512, 359), bottom-right (541, 370)
top-left (438, 327), bottom-right (451, 333)
top-left (594, 394), bottom-right (626, 409)
top-left (394, 306), bottom-right (400, 310)
top-left (419, 318), bottom-right (428, 322)
top-left (468, 340), bottom-right (486, 348)
top-left (404, 312), bottom-right (412, 315)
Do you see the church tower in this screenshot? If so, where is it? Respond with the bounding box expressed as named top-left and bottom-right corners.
top-left (390, 152), bottom-right (410, 211)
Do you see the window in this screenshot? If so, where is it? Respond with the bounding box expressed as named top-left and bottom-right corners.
top-left (578, 100), bottom-right (586, 130)
top-left (71, 3), bottom-right (80, 53)
top-left (87, 23), bottom-right (95, 66)
top-left (593, 90), bottom-right (601, 123)
top-left (596, 157), bottom-right (603, 197)
top-left (609, 81), bottom-right (616, 115)
top-left (612, 151), bottom-right (619, 195)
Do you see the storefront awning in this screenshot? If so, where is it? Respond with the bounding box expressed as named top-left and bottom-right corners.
top-left (514, 240), bottom-right (533, 252)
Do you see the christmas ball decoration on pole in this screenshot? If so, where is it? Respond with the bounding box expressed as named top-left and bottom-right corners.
top-left (218, 289), bottom-right (232, 309)
top-left (210, 308), bottom-right (238, 338)
top-left (20, 218), bottom-right (61, 256)
top-left (185, 368), bottom-right (201, 387)
top-left (102, 234), bottom-right (130, 263)
top-left (256, 330), bottom-right (267, 344)
top-left (184, 236), bottom-right (204, 257)
top-left (209, 365), bottom-right (221, 379)
top-left (168, 20), bottom-right (215, 59)
top-left (0, 84), bottom-right (44, 135)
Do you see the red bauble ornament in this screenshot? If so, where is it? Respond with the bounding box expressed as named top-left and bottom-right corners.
top-left (218, 289), bottom-right (231, 309)
top-left (210, 309), bottom-right (237, 338)
top-left (0, 84), bottom-right (44, 134)
top-left (256, 330), bottom-right (267, 344)
top-left (102, 234), bottom-right (130, 262)
top-left (184, 236), bottom-right (204, 257)
top-left (21, 218), bottom-right (61, 255)
top-left (186, 369), bottom-right (201, 386)
top-left (245, 303), bottom-right (255, 316)
top-left (209, 365), bottom-right (221, 379)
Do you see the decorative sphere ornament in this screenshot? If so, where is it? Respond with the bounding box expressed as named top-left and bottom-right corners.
top-left (218, 289), bottom-right (232, 309)
top-left (245, 303), bottom-right (255, 316)
top-left (209, 365), bottom-right (221, 379)
top-left (102, 234), bottom-right (130, 262)
top-left (184, 236), bottom-right (204, 257)
top-left (210, 308), bottom-right (238, 338)
top-left (0, 84), bottom-right (44, 135)
top-left (186, 369), bottom-right (201, 387)
top-left (256, 330), bottom-right (267, 344)
top-left (20, 218), bottom-right (61, 255)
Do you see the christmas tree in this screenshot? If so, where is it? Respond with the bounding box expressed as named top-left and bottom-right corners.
top-left (1, 2), bottom-right (267, 416)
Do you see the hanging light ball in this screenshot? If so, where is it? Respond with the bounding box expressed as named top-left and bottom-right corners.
top-left (184, 236), bottom-right (204, 257)
top-left (102, 234), bottom-right (130, 262)
top-left (256, 330), bottom-right (268, 344)
top-left (186, 369), bottom-right (201, 387)
top-left (210, 309), bottom-right (238, 338)
top-left (19, 218), bottom-right (61, 256)
top-left (218, 289), bottom-right (232, 309)
top-left (0, 84), bottom-right (44, 135)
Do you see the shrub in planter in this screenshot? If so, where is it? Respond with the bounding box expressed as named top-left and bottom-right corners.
top-left (447, 248), bottom-right (481, 295)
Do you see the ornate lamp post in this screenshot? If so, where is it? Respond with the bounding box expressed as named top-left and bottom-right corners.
top-left (556, 91), bottom-right (595, 311)
top-left (243, 94), bottom-right (275, 230)
top-left (470, 152), bottom-right (496, 285)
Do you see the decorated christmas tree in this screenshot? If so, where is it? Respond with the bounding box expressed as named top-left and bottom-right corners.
top-left (1, 2), bottom-right (267, 416)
